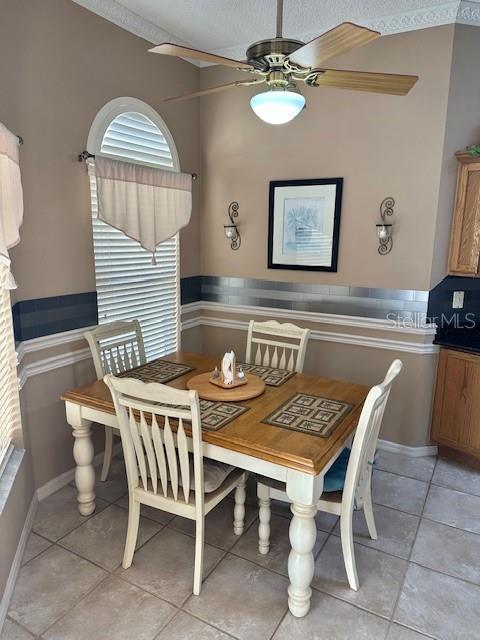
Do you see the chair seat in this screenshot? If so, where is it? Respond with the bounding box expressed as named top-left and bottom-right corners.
top-left (255, 447), bottom-right (351, 494)
top-left (173, 456), bottom-right (234, 493)
top-left (200, 458), bottom-right (235, 493)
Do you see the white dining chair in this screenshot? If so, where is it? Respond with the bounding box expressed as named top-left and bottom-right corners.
top-left (84, 320), bottom-right (146, 481)
top-left (105, 374), bottom-right (247, 595)
top-left (245, 319), bottom-right (310, 372)
top-left (256, 359), bottom-right (403, 591)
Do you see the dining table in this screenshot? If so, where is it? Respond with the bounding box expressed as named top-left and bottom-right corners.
top-left (62, 350), bottom-right (368, 618)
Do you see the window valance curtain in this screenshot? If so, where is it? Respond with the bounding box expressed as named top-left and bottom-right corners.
top-left (0, 122), bottom-right (23, 289)
top-left (89, 157), bottom-right (192, 262)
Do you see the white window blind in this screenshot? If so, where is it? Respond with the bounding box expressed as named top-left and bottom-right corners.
top-left (91, 111), bottom-right (180, 361)
top-left (0, 264), bottom-right (21, 469)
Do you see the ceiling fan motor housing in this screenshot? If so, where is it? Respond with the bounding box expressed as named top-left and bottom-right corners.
top-left (246, 38), bottom-right (305, 71)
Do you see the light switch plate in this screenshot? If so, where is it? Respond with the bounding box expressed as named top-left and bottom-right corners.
top-left (452, 291), bottom-right (464, 309)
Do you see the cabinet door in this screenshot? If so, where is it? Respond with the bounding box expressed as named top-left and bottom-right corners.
top-left (448, 157), bottom-right (480, 276)
top-left (431, 349), bottom-right (480, 457)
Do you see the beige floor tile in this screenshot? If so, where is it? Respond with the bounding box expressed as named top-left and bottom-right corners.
top-left (387, 623), bottom-right (431, 639)
top-left (185, 554), bottom-right (288, 640)
top-left (273, 590), bottom-right (389, 640)
top-left (332, 504), bottom-right (419, 559)
top-left (33, 486), bottom-right (109, 542)
top-left (115, 493), bottom-right (175, 525)
top-left (21, 533), bottom-right (52, 566)
top-left (312, 535), bottom-right (408, 618)
top-left (8, 545), bottom-right (106, 636)
top-left (270, 498), bottom-right (339, 532)
top-left (117, 527), bottom-right (224, 606)
top-left (43, 575), bottom-right (175, 640)
top-left (231, 513), bottom-right (328, 576)
top-left (169, 499), bottom-right (257, 550)
top-left (394, 564), bottom-right (480, 640)
top-left (411, 518), bottom-right (480, 584)
top-left (423, 484), bottom-right (480, 534)
top-left (375, 452), bottom-right (436, 483)
top-left (372, 470), bottom-right (428, 516)
top-left (432, 457), bottom-right (480, 497)
top-left (93, 457), bottom-right (128, 503)
top-left (0, 618), bottom-right (34, 640)
top-left (59, 504), bottom-right (162, 571)
top-left (156, 611), bottom-right (234, 640)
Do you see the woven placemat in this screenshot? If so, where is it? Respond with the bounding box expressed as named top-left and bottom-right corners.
top-left (198, 399), bottom-right (249, 431)
top-left (237, 362), bottom-right (295, 387)
top-left (119, 359), bottom-right (195, 384)
top-left (262, 393), bottom-right (354, 437)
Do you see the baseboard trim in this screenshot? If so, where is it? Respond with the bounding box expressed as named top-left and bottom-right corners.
top-left (0, 495), bottom-right (38, 631)
top-left (377, 439), bottom-right (438, 458)
top-left (36, 442), bottom-right (123, 501)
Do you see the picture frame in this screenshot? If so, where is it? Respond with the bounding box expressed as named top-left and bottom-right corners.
top-left (268, 178), bottom-right (343, 272)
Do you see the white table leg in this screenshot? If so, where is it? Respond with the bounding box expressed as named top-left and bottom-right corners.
top-left (233, 474), bottom-right (247, 535)
top-left (287, 502), bottom-right (317, 616)
top-left (66, 402), bottom-right (96, 515)
top-left (286, 470), bottom-right (324, 618)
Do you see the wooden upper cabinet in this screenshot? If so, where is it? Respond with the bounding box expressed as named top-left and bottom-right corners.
top-left (448, 152), bottom-right (480, 276)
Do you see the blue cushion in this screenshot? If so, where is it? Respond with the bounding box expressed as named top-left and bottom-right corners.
top-left (323, 448), bottom-right (351, 493)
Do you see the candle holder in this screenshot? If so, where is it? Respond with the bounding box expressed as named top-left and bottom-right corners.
top-left (376, 197), bottom-right (395, 255)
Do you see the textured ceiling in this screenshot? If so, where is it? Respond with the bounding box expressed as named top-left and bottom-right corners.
top-left (114, 0), bottom-right (458, 50)
top-left (74, 0), bottom-right (480, 62)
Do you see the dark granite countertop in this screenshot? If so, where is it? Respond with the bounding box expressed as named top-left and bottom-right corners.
top-left (434, 327), bottom-right (480, 355)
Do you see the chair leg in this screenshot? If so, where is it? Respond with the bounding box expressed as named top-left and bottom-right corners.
top-left (100, 426), bottom-right (114, 482)
top-left (233, 474), bottom-right (247, 535)
top-left (340, 510), bottom-right (359, 591)
top-left (122, 497), bottom-right (140, 569)
top-left (257, 482), bottom-right (271, 555)
top-left (193, 517), bottom-right (205, 596)
top-left (363, 486), bottom-right (377, 540)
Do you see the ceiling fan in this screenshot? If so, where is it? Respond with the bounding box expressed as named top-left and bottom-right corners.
top-left (149, 0), bottom-right (418, 125)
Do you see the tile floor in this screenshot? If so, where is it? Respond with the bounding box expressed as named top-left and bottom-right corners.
top-left (3, 451), bottom-right (480, 640)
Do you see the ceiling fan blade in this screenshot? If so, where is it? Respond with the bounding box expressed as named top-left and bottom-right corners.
top-left (313, 69), bottom-right (418, 95)
top-left (163, 80), bottom-right (263, 102)
top-left (289, 22), bottom-right (380, 69)
top-left (149, 43), bottom-right (253, 70)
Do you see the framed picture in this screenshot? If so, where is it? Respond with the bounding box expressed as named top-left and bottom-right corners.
top-left (268, 178), bottom-right (343, 272)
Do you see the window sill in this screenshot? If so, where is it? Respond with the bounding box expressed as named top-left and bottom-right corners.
top-left (0, 448), bottom-right (25, 515)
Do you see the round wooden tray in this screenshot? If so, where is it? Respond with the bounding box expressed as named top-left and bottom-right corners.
top-left (186, 372), bottom-right (266, 402)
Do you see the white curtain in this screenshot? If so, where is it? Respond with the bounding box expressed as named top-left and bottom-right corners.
top-left (89, 157), bottom-right (192, 262)
top-left (0, 122), bottom-right (23, 289)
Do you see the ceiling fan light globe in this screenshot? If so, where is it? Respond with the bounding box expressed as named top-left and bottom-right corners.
top-left (250, 90), bottom-right (305, 125)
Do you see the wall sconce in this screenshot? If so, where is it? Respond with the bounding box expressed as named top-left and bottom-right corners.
top-left (376, 197), bottom-right (395, 255)
top-left (224, 201), bottom-right (241, 250)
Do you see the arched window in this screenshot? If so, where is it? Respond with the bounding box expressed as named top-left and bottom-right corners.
top-left (88, 98), bottom-right (180, 360)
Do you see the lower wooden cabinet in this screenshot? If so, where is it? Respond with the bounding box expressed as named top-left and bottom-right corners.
top-left (431, 348), bottom-right (480, 465)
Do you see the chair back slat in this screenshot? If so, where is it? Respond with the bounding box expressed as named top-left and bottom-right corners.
top-left (246, 320), bottom-right (310, 373)
top-left (105, 375), bottom-right (204, 507)
top-left (128, 408), bottom-right (148, 490)
top-left (342, 359), bottom-right (403, 510)
top-left (271, 346), bottom-right (278, 368)
top-left (140, 410), bottom-right (158, 494)
top-left (164, 416), bottom-right (179, 500)
top-left (85, 320), bottom-right (146, 379)
top-left (151, 414), bottom-right (168, 496)
top-left (177, 419), bottom-right (191, 503)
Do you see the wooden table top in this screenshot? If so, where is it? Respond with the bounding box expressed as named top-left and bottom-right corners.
top-left (62, 351), bottom-right (368, 476)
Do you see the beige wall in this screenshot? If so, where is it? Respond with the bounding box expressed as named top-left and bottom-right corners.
top-left (0, 452), bottom-right (34, 602)
top-left (199, 26), bottom-right (454, 291)
top-left (0, 0), bottom-right (201, 302)
top-left (430, 24), bottom-right (480, 287)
